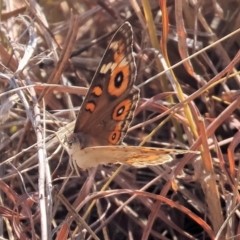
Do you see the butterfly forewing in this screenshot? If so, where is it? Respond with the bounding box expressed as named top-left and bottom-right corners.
top-left (72, 22), bottom-right (139, 147)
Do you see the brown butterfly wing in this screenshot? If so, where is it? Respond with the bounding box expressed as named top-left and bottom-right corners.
top-left (73, 22), bottom-right (139, 148)
top-left (74, 146), bottom-right (177, 169)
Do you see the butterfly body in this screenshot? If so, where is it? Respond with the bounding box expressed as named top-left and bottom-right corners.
top-left (65, 22), bottom-right (191, 169)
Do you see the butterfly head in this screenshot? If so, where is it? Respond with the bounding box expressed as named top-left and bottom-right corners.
top-left (65, 132), bottom-right (93, 167)
top-left (65, 132), bottom-right (101, 152)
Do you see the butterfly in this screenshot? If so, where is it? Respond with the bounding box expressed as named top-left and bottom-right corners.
top-left (65, 22), bottom-right (193, 169)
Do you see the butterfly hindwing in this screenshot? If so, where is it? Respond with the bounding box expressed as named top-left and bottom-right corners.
top-left (73, 146), bottom-right (175, 169)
